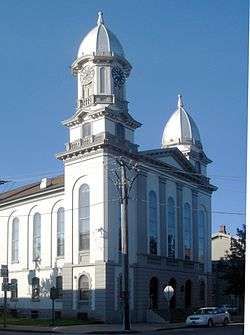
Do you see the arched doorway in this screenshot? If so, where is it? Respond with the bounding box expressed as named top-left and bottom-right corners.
top-left (185, 280), bottom-right (192, 308)
top-left (149, 277), bottom-right (158, 309)
top-left (168, 278), bottom-right (177, 309)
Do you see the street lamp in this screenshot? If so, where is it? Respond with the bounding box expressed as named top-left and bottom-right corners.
top-left (105, 156), bottom-right (139, 330)
top-left (163, 285), bottom-right (174, 323)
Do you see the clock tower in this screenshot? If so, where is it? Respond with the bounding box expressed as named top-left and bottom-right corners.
top-left (57, 12), bottom-right (141, 161)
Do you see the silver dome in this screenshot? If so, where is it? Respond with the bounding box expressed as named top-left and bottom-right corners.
top-left (162, 95), bottom-right (202, 149)
top-left (77, 12), bottom-right (125, 58)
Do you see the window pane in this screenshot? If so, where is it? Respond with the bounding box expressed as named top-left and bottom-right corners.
top-left (57, 207), bottom-right (64, 257)
top-left (198, 210), bottom-right (206, 262)
top-left (33, 213), bottom-right (41, 260)
top-left (12, 218), bottom-right (19, 262)
top-left (79, 275), bottom-right (90, 301)
top-left (100, 67), bottom-right (105, 93)
top-left (79, 185), bottom-right (90, 251)
top-left (82, 123), bottom-right (91, 137)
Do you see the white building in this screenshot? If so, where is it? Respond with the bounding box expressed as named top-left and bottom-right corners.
top-left (0, 12), bottom-right (216, 322)
top-left (212, 225), bottom-right (232, 261)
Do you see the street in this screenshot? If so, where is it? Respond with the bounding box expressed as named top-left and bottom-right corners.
top-left (0, 324), bottom-right (245, 335)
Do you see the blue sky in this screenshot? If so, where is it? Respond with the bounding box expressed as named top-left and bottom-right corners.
top-left (0, 0), bottom-right (247, 234)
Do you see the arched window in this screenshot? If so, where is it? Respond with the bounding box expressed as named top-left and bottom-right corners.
top-left (149, 277), bottom-right (158, 309)
top-left (33, 213), bottom-right (41, 260)
top-left (79, 274), bottom-right (90, 302)
top-left (11, 218), bottom-right (19, 262)
top-left (168, 278), bottom-right (177, 309)
top-left (167, 197), bottom-right (176, 258)
top-left (198, 209), bottom-right (206, 262)
top-left (185, 279), bottom-right (192, 308)
top-left (57, 207), bottom-right (64, 257)
top-left (199, 280), bottom-right (205, 301)
top-left (149, 191), bottom-right (158, 255)
top-left (100, 67), bottom-right (105, 93)
top-left (79, 184), bottom-right (90, 251)
top-left (184, 203), bottom-right (192, 260)
top-left (32, 277), bottom-right (40, 300)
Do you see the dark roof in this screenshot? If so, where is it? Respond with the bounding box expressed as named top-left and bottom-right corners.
top-left (0, 175), bottom-right (64, 205)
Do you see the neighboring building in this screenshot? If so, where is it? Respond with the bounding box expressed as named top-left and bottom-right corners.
top-left (212, 225), bottom-right (232, 261)
top-left (212, 225), bottom-right (239, 309)
top-left (0, 12), bottom-right (217, 322)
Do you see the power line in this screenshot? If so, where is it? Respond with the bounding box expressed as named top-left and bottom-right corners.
top-left (0, 197), bottom-right (245, 218)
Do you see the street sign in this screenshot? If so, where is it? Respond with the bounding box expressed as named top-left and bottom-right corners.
top-left (0, 265), bottom-right (8, 278)
top-left (163, 285), bottom-right (174, 302)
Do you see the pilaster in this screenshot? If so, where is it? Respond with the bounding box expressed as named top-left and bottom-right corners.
top-left (176, 182), bottom-right (183, 259)
top-left (192, 190), bottom-right (198, 262)
top-left (159, 177), bottom-right (166, 257)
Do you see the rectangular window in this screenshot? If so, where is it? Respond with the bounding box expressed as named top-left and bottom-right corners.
top-left (82, 123), bottom-right (91, 137)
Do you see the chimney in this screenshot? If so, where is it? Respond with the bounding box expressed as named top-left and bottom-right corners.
top-left (40, 178), bottom-right (51, 189)
top-left (219, 225), bottom-right (227, 234)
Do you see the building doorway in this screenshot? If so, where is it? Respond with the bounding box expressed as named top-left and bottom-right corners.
top-left (168, 278), bottom-right (177, 309)
top-left (149, 277), bottom-right (158, 309)
top-left (185, 279), bottom-right (192, 308)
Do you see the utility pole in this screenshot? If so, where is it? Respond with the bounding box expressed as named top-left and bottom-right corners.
top-left (108, 157), bottom-right (139, 331)
top-left (120, 162), bottom-right (130, 330)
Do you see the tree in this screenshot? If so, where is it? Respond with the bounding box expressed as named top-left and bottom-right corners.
top-left (219, 225), bottom-right (245, 307)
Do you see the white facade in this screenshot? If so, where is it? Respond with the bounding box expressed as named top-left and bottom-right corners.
top-left (0, 12), bottom-right (216, 322)
top-left (212, 226), bottom-right (232, 261)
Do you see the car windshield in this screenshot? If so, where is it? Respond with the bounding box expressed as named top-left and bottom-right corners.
top-left (194, 308), bottom-right (216, 315)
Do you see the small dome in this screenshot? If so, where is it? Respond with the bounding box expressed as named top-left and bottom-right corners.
top-left (77, 12), bottom-right (125, 58)
top-left (162, 95), bottom-right (202, 149)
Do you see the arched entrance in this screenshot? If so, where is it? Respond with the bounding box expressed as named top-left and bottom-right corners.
top-left (185, 280), bottom-right (192, 308)
top-left (149, 277), bottom-right (158, 309)
top-left (168, 278), bottom-right (177, 309)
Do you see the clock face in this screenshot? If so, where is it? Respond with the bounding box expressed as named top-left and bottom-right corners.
top-left (80, 66), bottom-right (95, 85)
top-left (112, 67), bottom-right (126, 87)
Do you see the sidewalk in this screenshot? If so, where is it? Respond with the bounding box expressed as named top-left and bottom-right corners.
top-left (0, 322), bottom-right (186, 334)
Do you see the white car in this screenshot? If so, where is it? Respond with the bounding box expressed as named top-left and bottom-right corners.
top-left (186, 307), bottom-right (230, 327)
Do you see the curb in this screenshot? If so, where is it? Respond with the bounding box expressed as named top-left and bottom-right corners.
top-left (0, 328), bottom-right (56, 334)
top-left (155, 325), bottom-right (187, 332)
top-left (84, 331), bottom-right (140, 334)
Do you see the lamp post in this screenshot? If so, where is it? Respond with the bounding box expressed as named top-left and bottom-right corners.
top-left (106, 157), bottom-right (139, 331)
top-left (163, 285), bottom-right (174, 323)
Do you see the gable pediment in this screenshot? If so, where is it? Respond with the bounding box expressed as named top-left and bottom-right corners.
top-left (139, 147), bottom-right (196, 173)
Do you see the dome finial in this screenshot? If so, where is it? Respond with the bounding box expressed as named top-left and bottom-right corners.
top-left (177, 94), bottom-right (184, 109)
top-left (97, 11), bottom-right (104, 25)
